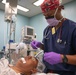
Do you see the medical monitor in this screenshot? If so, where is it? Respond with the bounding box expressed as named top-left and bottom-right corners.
top-left (25, 26), bottom-right (35, 38)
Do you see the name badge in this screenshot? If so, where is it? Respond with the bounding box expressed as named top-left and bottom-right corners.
top-left (52, 27), bottom-right (55, 35)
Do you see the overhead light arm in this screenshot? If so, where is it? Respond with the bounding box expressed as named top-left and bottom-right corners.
top-left (2, 0), bottom-right (29, 12)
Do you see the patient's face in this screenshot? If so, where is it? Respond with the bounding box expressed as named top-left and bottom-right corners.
top-left (16, 56), bottom-right (38, 73)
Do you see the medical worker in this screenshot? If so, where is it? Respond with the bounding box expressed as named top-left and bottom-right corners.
top-left (31, 0), bottom-right (76, 75)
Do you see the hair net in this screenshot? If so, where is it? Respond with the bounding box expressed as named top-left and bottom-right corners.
top-left (40, 0), bottom-right (60, 13)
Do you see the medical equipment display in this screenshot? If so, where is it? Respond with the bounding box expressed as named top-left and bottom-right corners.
top-left (21, 26), bottom-right (35, 40)
top-left (25, 26), bottom-right (35, 37)
top-left (21, 26), bottom-right (37, 56)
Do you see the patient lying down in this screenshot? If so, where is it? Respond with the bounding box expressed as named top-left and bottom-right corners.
top-left (0, 56), bottom-right (58, 75)
top-left (0, 56), bottom-right (39, 75)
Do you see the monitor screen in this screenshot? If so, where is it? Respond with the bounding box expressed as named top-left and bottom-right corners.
top-left (25, 26), bottom-right (34, 37)
top-left (27, 28), bottom-right (33, 35)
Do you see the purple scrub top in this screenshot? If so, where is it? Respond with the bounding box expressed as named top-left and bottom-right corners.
top-left (42, 19), bottom-right (76, 74)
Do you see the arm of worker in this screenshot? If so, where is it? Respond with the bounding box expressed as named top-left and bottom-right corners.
top-left (61, 28), bottom-right (76, 65)
top-left (62, 28), bottom-right (76, 65)
top-left (44, 52), bottom-right (76, 65)
top-left (30, 40), bottom-right (44, 50)
top-left (61, 54), bottom-right (76, 65)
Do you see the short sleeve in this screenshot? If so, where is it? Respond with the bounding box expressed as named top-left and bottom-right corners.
top-left (42, 26), bottom-right (49, 44)
top-left (72, 28), bottom-right (76, 52)
top-left (42, 30), bottom-right (45, 44)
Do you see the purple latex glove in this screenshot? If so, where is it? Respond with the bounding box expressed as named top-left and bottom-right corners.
top-left (44, 52), bottom-right (62, 65)
top-left (30, 40), bottom-right (41, 49)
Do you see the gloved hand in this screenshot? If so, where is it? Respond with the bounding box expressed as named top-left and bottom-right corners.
top-left (30, 40), bottom-right (41, 49)
top-left (44, 52), bottom-right (62, 65)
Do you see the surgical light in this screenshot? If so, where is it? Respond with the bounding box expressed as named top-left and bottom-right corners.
top-left (2, 0), bottom-right (29, 12)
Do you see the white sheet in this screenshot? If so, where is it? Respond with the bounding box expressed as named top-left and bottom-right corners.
top-left (32, 72), bottom-right (59, 75)
top-left (0, 58), bottom-right (20, 75)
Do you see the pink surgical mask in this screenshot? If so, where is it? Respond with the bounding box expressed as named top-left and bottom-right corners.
top-left (46, 18), bottom-right (60, 26)
top-left (46, 8), bottom-right (63, 27)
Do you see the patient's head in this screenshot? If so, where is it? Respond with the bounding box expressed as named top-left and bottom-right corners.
top-left (15, 56), bottom-right (38, 74)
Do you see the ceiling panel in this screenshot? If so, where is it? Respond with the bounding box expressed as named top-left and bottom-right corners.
top-left (0, 0), bottom-right (74, 17)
